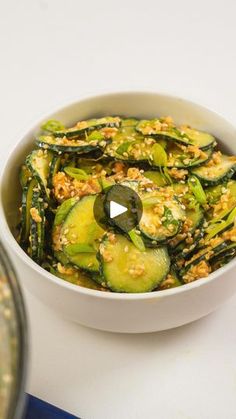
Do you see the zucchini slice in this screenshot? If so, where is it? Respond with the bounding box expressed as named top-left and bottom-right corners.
top-left (19, 164), bottom-right (32, 188)
top-left (136, 120), bottom-right (190, 145)
top-left (179, 239), bottom-right (235, 282)
top-left (48, 155), bottom-right (61, 189)
top-left (52, 197), bottom-right (79, 265)
top-left (99, 234), bottom-right (170, 293)
top-left (164, 144), bottom-right (212, 169)
top-left (49, 264), bottom-right (105, 290)
top-left (20, 178), bottom-right (38, 244)
top-left (106, 134), bottom-right (212, 168)
top-left (143, 171), bottom-right (168, 186)
top-left (104, 124), bottom-right (146, 160)
top-left (36, 135), bottom-right (105, 154)
top-left (28, 190), bottom-right (45, 263)
top-left (191, 154), bottom-right (236, 185)
top-left (180, 127), bottom-right (216, 150)
top-left (136, 120), bottom-right (216, 149)
top-left (26, 150), bottom-right (53, 200)
top-left (210, 242), bottom-right (236, 270)
top-left (60, 195), bottom-right (105, 273)
top-left (54, 116), bottom-right (120, 138)
top-left (121, 118), bottom-right (138, 127)
top-left (139, 190), bottom-right (185, 243)
top-left (158, 268), bottom-right (182, 290)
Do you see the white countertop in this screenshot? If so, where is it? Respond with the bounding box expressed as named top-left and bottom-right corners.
top-left (1, 0), bottom-right (236, 418)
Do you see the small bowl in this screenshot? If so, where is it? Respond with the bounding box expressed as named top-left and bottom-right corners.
top-left (1, 91), bottom-right (236, 333)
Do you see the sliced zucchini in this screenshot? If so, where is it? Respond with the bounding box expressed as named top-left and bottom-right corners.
top-left (54, 116), bottom-right (121, 138)
top-left (41, 119), bottom-right (65, 133)
top-left (191, 155), bottom-right (236, 185)
top-left (104, 125), bottom-right (145, 159)
top-left (48, 155), bottom-right (61, 189)
top-left (99, 234), bottom-right (170, 293)
top-left (36, 135), bottom-right (104, 154)
top-left (180, 127), bottom-right (216, 150)
top-left (185, 206), bottom-right (204, 232)
top-left (163, 143), bottom-right (212, 169)
top-left (136, 120), bottom-right (216, 150)
top-left (20, 178), bottom-right (38, 244)
top-left (107, 135), bottom-right (212, 168)
top-left (173, 227), bottom-right (204, 260)
top-left (136, 120), bottom-right (190, 145)
top-left (169, 206), bottom-right (204, 254)
top-left (52, 197), bottom-right (79, 264)
top-left (205, 183), bottom-right (223, 204)
top-left (49, 264), bottom-right (104, 290)
top-left (76, 156), bottom-right (113, 176)
top-left (26, 150), bottom-right (53, 200)
top-left (139, 190), bottom-right (185, 243)
top-left (210, 242), bottom-right (236, 270)
top-left (28, 190), bottom-right (45, 262)
top-left (54, 197), bottom-right (78, 227)
top-left (180, 240), bottom-right (231, 281)
top-left (206, 180), bottom-right (236, 221)
top-left (157, 268), bottom-right (182, 290)
top-left (143, 171), bottom-right (168, 186)
top-left (121, 118), bottom-right (138, 127)
top-left (19, 164), bottom-right (32, 188)
top-left (60, 195), bottom-right (105, 272)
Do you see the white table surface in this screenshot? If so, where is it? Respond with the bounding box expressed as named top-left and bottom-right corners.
top-left (1, 0), bottom-right (236, 418)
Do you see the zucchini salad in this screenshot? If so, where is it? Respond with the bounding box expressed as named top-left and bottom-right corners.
top-left (18, 116), bottom-right (236, 293)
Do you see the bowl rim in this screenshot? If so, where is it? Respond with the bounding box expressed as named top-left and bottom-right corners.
top-left (1, 89), bottom-right (236, 301)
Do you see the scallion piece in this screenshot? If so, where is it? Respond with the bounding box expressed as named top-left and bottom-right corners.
top-left (66, 243), bottom-right (95, 255)
top-left (128, 229), bottom-right (145, 252)
top-left (41, 119), bottom-right (65, 133)
top-left (151, 143), bottom-right (168, 167)
top-left (64, 167), bottom-right (90, 180)
top-left (188, 175), bottom-right (207, 205)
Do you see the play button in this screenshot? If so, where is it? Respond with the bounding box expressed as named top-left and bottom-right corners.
top-left (110, 201), bottom-right (127, 218)
top-left (93, 184), bottom-right (143, 233)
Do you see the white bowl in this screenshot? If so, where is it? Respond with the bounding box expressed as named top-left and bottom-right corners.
top-left (1, 91), bottom-right (236, 333)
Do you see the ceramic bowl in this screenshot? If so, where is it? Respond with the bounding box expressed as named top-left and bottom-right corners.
top-left (1, 92), bottom-right (236, 333)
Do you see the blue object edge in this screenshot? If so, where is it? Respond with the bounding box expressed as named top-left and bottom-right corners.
top-left (24, 394), bottom-right (80, 419)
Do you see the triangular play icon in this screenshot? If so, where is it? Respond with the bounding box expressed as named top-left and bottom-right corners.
top-left (110, 200), bottom-right (127, 219)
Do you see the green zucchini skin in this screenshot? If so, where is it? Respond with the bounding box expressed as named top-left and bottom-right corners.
top-left (28, 190), bottom-right (45, 263)
top-left (20, 178), bottom-right (38, 244)
top-left (179, 239), bottom-right (234, 281)
top-left (180, 127), bottom-right (216, 150)
top-left (106, 139), bottom-right (213, 169)
top-left (172, 227), bottom-right (205, 261)
top-left (48, 155), bottom-right (61, 189)
top-left (157, 267), bottom-right (183, 290)
top-left (210, 242), bottom-right (236, 270)
top-left (191, 155), bottom-right (236, 185)
top-left (36, 135), bottom-right (103, 154)
top-left (53, 116), bottom-right (121, 138)
top-left (136, 120), bottom-right (216, 150)
top-left (99, 234), bottom-right (170, 293)
top-left (19, 164), bottom-right (32, 188)
top-left (26, 150), bottom-right (53, 200)
top-left (136, 120), bottom-right (190, 145)
top-left (49, 264), bottom-right (105, 290)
